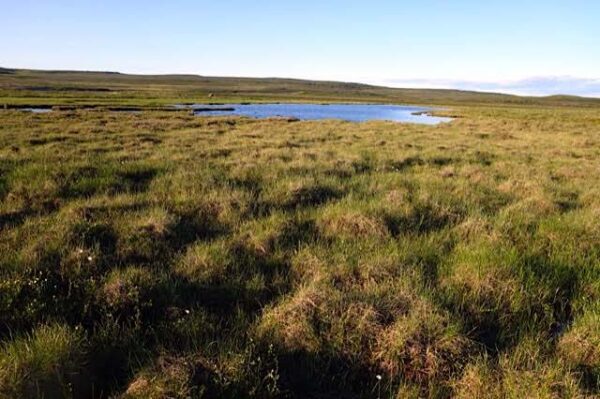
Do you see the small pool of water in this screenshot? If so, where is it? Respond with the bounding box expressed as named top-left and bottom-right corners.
top-left (179, 103), bottom-right (452, 124)
top-left (22, 108), bottom-right (53, 113)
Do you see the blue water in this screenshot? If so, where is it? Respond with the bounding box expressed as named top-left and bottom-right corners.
top-left (22, 108), bottom-right (53, 113)
top-left (182, 103), bottom-right (452, 124)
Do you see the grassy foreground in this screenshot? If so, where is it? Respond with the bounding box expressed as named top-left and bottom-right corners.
top-left (0, 94), bottom-right (600, 397)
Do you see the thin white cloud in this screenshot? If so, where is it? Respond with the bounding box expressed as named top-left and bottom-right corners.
top-left (374, 76), bottom-right (600, 98)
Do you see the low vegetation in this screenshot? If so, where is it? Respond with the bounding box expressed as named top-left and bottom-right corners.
top-left (2, 68), bottom-right (600, 108)
top-left (0, 75), bottom-right (599, 398)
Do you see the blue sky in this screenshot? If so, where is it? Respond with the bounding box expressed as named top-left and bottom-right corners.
top-left (1, 0), bottom-right (599, 96)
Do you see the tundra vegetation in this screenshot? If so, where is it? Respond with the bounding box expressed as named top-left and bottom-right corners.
top-left (0, 69), bottom-right (599, 398)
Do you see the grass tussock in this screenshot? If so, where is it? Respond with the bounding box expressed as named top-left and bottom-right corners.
top-left (0, 324), bottom-right (86, 398)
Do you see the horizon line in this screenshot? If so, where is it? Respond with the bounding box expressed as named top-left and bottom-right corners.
top-left (2, 66), bottom-right (600, 100)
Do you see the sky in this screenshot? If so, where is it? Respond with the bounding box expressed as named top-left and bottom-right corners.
top-left (1, 0), bottom-right (599, 97)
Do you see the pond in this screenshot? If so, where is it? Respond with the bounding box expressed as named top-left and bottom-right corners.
top-left (22, 108), bottom-right (53, 113)
top-left (179, 103), bottom-right (452, 124)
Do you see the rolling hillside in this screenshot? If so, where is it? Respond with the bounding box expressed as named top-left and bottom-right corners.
top-left (2, 68), bottom-right (599, 108)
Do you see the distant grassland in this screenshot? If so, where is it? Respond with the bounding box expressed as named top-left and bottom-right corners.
top-left (0, 70), bottom-right (600, 398)
top-left (2, 67), bottom-right (600, 107)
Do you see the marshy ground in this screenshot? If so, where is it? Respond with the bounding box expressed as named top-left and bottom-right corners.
top-left (0, 98), bottom-right (599, 397)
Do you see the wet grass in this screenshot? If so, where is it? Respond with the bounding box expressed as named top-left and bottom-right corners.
top-left (0, 105), bottom-right (599, 398)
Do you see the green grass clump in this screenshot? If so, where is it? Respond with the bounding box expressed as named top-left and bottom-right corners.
top-left (558, 303), bottom-right (600, 388)
top-left (0, 324), bottom-right (86, 398)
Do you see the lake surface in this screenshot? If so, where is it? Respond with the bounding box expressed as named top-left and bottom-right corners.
top-left (22, 108), bottom-right (53, 113)
top-left (181, 104), bottom-right (452, 124)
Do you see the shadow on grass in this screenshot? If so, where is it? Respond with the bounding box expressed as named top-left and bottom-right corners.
top-left (117, 168), bottom-right (159, 193)
top-left (441, 254), bottom-right (579, 356)
top-left (0, 209), bottom-right (32, 230)
top-left (70, 220), bottom-right (119, 255)
top-left (275, 217), bottom-right (320, 250)
top-left (232, 176), bottom-right (345, 217)
top-left (58, 164), bottom-right (162, 199)
top-left (120, 207), bottom-right (230, 266)
top-left (274, 350), bottom-right (383, 399)
top-left (520, 254), bottom-right (578, 339)
top-left (386, 156), bottom-right (461, 173)
top-left (284, 184), bottom-right (344, 210)
top-left (383, 204), bottom-right (461, 236)
top-left (28, 136), bottom-right (70, 146)
top-left (0, 170), bottom-right (10, 201)
top-left (441, 292), bottom-right (506, 354)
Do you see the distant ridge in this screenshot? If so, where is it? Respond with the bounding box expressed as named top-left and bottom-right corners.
top-left (41, 69), bottom-right (123, 75)
top-left (1, 67), bottom-right (599, 107)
